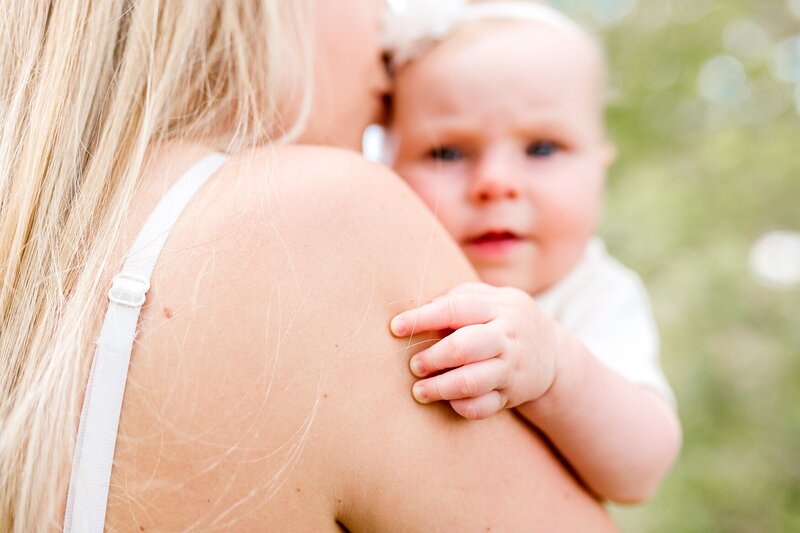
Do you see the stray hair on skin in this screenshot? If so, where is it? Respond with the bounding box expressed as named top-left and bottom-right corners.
top-left (0, 1), bottom-right (316, 529)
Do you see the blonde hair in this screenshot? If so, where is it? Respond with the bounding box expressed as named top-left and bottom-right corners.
top-left (0, 1), bottom-right (312, 530)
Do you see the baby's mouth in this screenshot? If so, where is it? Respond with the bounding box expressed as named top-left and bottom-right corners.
top-left (463, 231), bottom-right (525, 259)
top-left (467, 231), bottom-right (521, 245)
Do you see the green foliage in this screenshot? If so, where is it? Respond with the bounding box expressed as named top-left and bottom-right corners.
top-left (595, 1), bottom-right (800, 530)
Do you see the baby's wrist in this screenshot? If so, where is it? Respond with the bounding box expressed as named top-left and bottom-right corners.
top-left (523, 328), bottom-right (588, 420)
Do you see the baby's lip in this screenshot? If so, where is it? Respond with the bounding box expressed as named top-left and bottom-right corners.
top-left (464, 230), bottom-right (524, 245)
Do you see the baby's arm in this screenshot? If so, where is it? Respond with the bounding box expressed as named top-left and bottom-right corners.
top-left (390, 282), bottom-right (681, 503)
top-left (516, 331), bottom-right (681, 503)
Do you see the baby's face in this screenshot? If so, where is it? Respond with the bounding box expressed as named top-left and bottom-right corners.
top-left (391, 22), bottom-right (614, 295)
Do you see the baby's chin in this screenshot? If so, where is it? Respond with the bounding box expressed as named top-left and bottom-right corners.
top-left (473, 264), bottom-right (542, 296)
top-left (474, 254), bottom-right (584, 296)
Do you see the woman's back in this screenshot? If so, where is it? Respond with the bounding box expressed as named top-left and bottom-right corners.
top-left (102, 143), bottom-right (614, 531)
top-left (2, 2), bottom-right (614, 530)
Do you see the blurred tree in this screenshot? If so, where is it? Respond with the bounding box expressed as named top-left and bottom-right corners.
top-left (564, 0), bottom-right (800, 530)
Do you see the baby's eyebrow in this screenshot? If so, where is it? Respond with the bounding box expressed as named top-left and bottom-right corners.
top-left (512, 114), bottom-right (581, 137)
top-left (418, 112), bottom-right (482, 130)
top-left (414, 118), bottom-right (482, 140)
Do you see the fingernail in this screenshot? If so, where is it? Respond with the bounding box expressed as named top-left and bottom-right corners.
top-left (412, 383), bottom-right (428, 403)
top-left (391, 316), bottom-right (408, 336)
top-left (409, 357), bottom-right (425, 377)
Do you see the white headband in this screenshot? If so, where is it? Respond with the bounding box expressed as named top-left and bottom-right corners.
top-left (382, 1), bottom-right (590, 70)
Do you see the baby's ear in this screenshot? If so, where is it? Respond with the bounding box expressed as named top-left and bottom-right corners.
top-left (601, 142), bottom-right (617, 168)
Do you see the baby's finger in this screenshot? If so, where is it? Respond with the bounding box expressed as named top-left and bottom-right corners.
top-left (412, 358), bottom-right (508, 404)
top-left (444, 282), bottom-right (497, 297)
top-left (391, 294), bottom-right (495, 337)
top-left (409, 323), bottom-right (503, 377)
top-left (450, 391), bottom-right (507, 420)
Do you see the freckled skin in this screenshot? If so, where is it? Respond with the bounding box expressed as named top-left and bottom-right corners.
top-left (391, 21), bottom-right (615, 296)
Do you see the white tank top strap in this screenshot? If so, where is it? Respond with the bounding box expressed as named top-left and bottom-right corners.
top-left (63, 152), bottom-right (230, 533)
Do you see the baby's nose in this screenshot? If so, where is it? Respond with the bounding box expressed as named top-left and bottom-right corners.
top-left (470, 156), bottom-right (522, 203)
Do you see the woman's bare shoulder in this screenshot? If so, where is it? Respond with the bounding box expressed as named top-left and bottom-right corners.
top-left (193, 144), bottom-right (475, 308)
top-left (107, 145), bottom-right (612, 531)
top-left (227, 143), bottom-right (437, 222)
top-left (107, 145), bottom-right (466, 528)
top-left (227, 143), bottom-right (464, 263)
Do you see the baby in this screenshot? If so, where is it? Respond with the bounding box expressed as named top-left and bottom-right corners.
top-left (383, 1), bottom-right (681, 503)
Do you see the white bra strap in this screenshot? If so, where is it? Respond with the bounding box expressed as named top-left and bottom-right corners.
top-left (63, 152), bottom-right (230, 533)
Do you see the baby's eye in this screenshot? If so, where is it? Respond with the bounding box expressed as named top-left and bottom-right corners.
top-left (526, 141), bottom-right (560, 158)
top-left (429, 146), bottom-right (464, 162)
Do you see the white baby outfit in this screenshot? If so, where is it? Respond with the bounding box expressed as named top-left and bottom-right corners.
top-left (534, 237), bottom-right (675, 406)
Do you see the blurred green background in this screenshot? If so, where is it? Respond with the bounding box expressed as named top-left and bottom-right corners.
top-left (548, 0), bottom-right (800, 531)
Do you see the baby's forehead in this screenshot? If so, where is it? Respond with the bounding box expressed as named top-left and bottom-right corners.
top-left (453, 18), bottom-right (601, 70)
top-left (390, 19), bottom-right (609, 139)
top-left (397, 19), bottom-right (605, 95)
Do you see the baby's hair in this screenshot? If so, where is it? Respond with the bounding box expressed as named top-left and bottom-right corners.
top-left (383, 0), bottom-right (603, 73)
top-left (464, 1), bottom-right (589, 40)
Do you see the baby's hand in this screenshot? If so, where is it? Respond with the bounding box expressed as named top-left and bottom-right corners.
top-left (390, 282), bottom-right (559, 420)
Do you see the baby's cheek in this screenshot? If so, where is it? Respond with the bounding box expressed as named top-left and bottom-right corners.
top-left (401, 174), bottom-right (437, 209)
top-left (550, 205), bottom-right (596, 243)
top-left (402, 173), bottom-right (465, 233)
top-left (424, 196), bottom-right (464, 236)
top-left (547, 181), bottom-right (601, 232)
